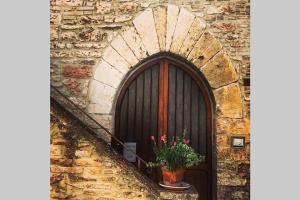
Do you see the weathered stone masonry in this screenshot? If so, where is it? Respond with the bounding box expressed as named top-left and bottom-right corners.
top-left (50, 101), bottom-right (160, 200)
top-left (50, 0), bottom-right (250, 199)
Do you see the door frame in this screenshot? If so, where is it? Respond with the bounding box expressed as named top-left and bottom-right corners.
top-left (112, 52), bottom-right (217, 200)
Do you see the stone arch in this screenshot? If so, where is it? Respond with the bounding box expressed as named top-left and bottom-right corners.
top-left (87, 4), bottom-right (243, 125)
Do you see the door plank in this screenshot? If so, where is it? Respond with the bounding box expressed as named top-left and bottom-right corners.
top-left (143, 68), bottom-right (152, 159)
top-left (127, 80), bottom-right (136, 142)
top-left (150, 65), bottom-right (159, 159)
top-left (135, 74), bottom-right (144, 159)
top-left (190, 80), bottom-right (199, 152)
top-left (158, 61), bottom-right (168, 146)
top-left (175, 68), bottom-right (184, 136)
top-left (120, 91), bottom-right (129, 143)
top-left (183, 73), bottom-right (191, 139)
top-left (199, 91), bottom-right (207, 156)
top-left (150, 64), bottom-right (160, 181)
top-left (168, 64), bottom-right (176, 142)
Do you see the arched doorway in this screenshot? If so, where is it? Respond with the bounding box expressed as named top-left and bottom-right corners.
top-left (113, 53), bottom-right (215, 200)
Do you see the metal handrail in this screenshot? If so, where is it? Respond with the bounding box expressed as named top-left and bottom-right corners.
top-left (50, 84), bottom-right (147, 167)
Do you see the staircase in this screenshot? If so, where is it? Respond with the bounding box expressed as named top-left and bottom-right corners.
top-left (50, 85), bottom-right (198, 200)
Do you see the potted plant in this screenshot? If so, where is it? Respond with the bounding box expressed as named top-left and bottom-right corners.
top-left (147, 131), bottom-right (205, 185)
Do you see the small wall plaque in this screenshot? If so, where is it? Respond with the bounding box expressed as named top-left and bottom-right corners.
top-left (123, 142), bottom-right (136, 162)
top-left (231, 136), bottom-right (245, 148)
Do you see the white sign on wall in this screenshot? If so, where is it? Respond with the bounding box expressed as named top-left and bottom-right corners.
top-left (231, 136), bottom-right (245, 147)
top-left (123, 142), bottom-right (136, 162)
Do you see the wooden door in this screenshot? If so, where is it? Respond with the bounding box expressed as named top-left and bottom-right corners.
top-left (113, 57), bottom-right (213, 200)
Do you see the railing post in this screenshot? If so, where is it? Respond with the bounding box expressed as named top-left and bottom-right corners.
top-left (137, 159), bottom-right (141, 171)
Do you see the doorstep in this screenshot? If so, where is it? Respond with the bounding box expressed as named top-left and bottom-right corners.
top-left (157, 185), bottom-right (198, 200)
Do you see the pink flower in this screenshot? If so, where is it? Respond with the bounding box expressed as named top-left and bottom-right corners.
top-left (160, 134), bottom-right (167, 143)
top-left (150, 135), bottom-right (155, 141)
top-left (172, 141), bottom-right (177, 146)
top-left (183, 138), bottom-right (190, 144)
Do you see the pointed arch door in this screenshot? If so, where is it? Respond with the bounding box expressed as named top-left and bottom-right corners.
top-left (113, 55), bottom-right (213, 200)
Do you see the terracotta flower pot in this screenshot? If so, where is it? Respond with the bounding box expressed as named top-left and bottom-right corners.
top-left (161, 167), bottom-right (185, 185)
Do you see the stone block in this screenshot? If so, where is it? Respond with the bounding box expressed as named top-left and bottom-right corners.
top-left (63, 65), bottom-right (92, 79)
top-left (96, 1), bottom-right (112, 14)
top-left (216, 118), bottom-right (250, 135)
top-left (170, 7), bottom-right (195, 54)
top-left (115, 15), bottom-right (132, 22)
top-left (51, 50), bottom-right (73, 58)
top-left (179, 17), bottom-right (206, 58)
top-left (133, 8), bottom-right (159, 55)
top-left (213, 83), bottom-right (243, 118)
top-left (212, 22), bottom-right (236, 32)
top-left (78, 27), bottom-right (94, 41)
top-left (187, 30), bottom-right (214, 61)
top-left (102, 46), bottom-right (130, 74)
top-left (60, 31), bottom-right (78, 41)
top-left (216, 134), bottom-right (230, 147)
top-left (201, 51), bottom-right (238, 88)
top-left (111, 35), bottom-right (139, 67)
top-left (104, 15), bottom-right (115, 23)
top-left (50, 13), bottom-right (61, 25)
top-left (91, 30), bottom-right (108, 42)
top-left (63, 79), bottom-right (81, 93)
top-left (51, 157), bottom-right (73, 166)
top-left (50, 166), bottom-right (83, 174)
top-left (193, 39), bottom-right (222, 69)
top-left (121, 27), bottom-right (147, 61)
top-left (93, 59), bottom-right (124, 89)
top-left (73, 50), bottom-right (102, 58)
top-left (52, 139), bottom-right (67, 145)
top-left (87, 167), bottom-right (104, 176)
top-left (231, 190), bottom-right (250, 200)
top-left (218, 172), bottom-right (247, 186)
top-left (73, 42), bottom-right (104, 49)
top-left (88, 80), bottom-right (116, 114)
top-left (51, 26), bottom-right (58, 41)
top-left (101, 176), bottom-right (117, 182)
top-left (166, 4), bottom-right (179, 51)
top-left (207, 5), bottom-right (223, 15)
top-left (50, 145), bottom-right (65, 156)
top-left (117, 2), bottom-right (138, 14)
top-left (75, 150), bottom-right (92, 157)
top-left (153, 6), bottom-right (167, 51)
top-left (60, 24), bottom-right (84, 30)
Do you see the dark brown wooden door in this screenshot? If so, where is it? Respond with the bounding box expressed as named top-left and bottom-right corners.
top-left (114, 58), bottom-right (212, 200)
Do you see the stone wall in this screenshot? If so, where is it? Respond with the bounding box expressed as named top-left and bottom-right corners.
top-left (50, 101), bottom-right (160, 200)
top-left (50, 0), bottom-right (250, 199)
top-left (50, 0), bottom-right (250, 117)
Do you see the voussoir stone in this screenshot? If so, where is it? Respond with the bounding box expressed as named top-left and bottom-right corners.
top-left (187, 30), bottom-right (215, 61)
top-left (133, 8), bottom-right (159, 55)
top-left (170, 7), bottom-right (195, 54)
top-left (153, 6), bottom-right (167, 51)
top-left (88, 80), bottom-right (116, 114)
top-left (213, 83), bottom-right (243, 118)
top-left (179, 17), bottom-right (206, 58)
top-left (121, 27), bottom-right (147, 61)
top-left (102, 46), bottom-right (130, 75)
top-left (201, 51), bottom-right (238, 88)
top-left (93, 59), bottom-right (124, 89)
top-left (166, 4), bottom-right (179, 51)
top-left (193, 38), bottom-right (222, 69)
top-left (111, 35), bottom-right (138, 67)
